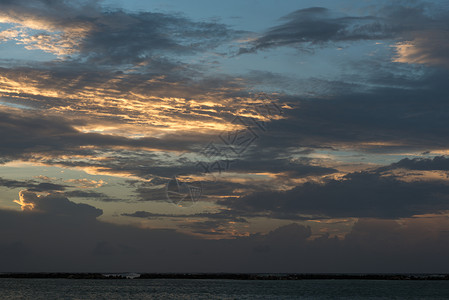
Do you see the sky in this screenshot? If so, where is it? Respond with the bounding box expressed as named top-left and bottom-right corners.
top-left (0, 0), bottom-right (449, 273)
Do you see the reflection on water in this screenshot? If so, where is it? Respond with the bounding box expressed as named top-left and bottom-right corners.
top-left (0, 278), bottom-right (449, 299)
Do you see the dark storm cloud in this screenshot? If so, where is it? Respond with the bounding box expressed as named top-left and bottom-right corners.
top-left (1, 198), bottom-right (449, 273)
top-left (248, 68), bottom-right (449, 154)
top-left (220, 161), bottom-right (449, 219)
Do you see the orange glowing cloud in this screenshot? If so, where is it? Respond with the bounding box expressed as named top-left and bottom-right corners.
top-left (393, 30), bottom-right (449, 68)
top-left (0, 68), bottom-right (284, 138)
top-left (13, 191), bottom-right (36, 211)
top-left (0, 8), bottom-right (93, 57)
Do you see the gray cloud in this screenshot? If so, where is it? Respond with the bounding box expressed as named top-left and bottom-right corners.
top-left (16, 190), bottom-right (103, 219)
top-left (122, 209), bottom-right (247, 223)
top-left (393, 30), bottom-right (449, 68)
top-left (0, 176), bottom-right (119, 202)
top-left (122, 209), bottom-right (248, 236)
top-left (250, 68), bottom-right (449, 154)
top-left (64, 190), bottom-right (120, 202)
top-left (0, 177), bottom-right (66, 191)
top-left (1, 200), bottom-right (449, 273)
top-left (0, 0), bottom-right (243, 65)
top-left (0, 176), bottom-right (90, 196)
top-left (384, 156), bottom-right (449, 171)
top-left (239, 3), bottom-right (449, 70)
top-left (78, 11), bottom-right (239, 65)
top-left (220, 161), bottom-right (449, 219)
top-left (239, 7), bottom-right (386, 54)
top-left (0, 107), bottom-right (208, 159)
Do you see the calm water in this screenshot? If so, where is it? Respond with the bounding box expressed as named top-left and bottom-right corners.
top-left (0, 278), bottom-right (449, 299)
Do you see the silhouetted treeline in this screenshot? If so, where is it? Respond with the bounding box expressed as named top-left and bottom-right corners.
top-left (137, 273), bottom-right (449, 280)
top-left (0, 273), bottom-right (448, 280)
top-left (0, 273), bottom-right (125, 279)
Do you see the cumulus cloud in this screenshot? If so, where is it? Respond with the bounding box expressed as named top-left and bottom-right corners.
top-left (14, 190), bottom-right (102, 219)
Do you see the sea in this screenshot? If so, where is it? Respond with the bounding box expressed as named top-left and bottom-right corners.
top-left (0, 278), bottom-right (449, 299)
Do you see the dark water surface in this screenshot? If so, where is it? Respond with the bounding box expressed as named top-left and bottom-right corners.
top-left (0, 278), bottom-right (449, 299)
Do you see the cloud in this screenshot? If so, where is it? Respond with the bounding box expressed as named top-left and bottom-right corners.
top-left (64, 190), bottom-right (120, 202)
top-left (251, 68), bottom-right (449, 154)
top-left (0, 0), bottom-right (243, 63)
top-left (122, 210), bottom-right (247, 223)
top-left (129, 157), bottom-right (337, 204)
top-left (0, 62), bottom-right (272, 138)
top-left (78, 11), bottom-right (238, 65)
top-left (0, 106), bottom-right (209, 162)
top-left (220, 161), bottom-right (449, 219)
top-left (385, 156), bottom-right (449, 171)
top-left (0, 177), bottom-right (67, 191)
top-left (239, 3), bottom-right (449, 69)
top-left (64, 178), bottom-right (105, 189)
top-left (0, 0), bottom-right (98, 55)
top-left (14, 190), bottom-right (103, 219)
top-left (1, 2), bottom-right (449, 272)
top-left (393, 30), bottom-right (449, 68)
top-left (0, 175), bottom-right (119, 202)
top-left (1, 199), bottom-right (449, 273)
top-left (122, 209), bottom-right (248, 236)
top-left (238, 7), bottom-right (388, 54)
top-left (3, 60), bottom-right (449, 202)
